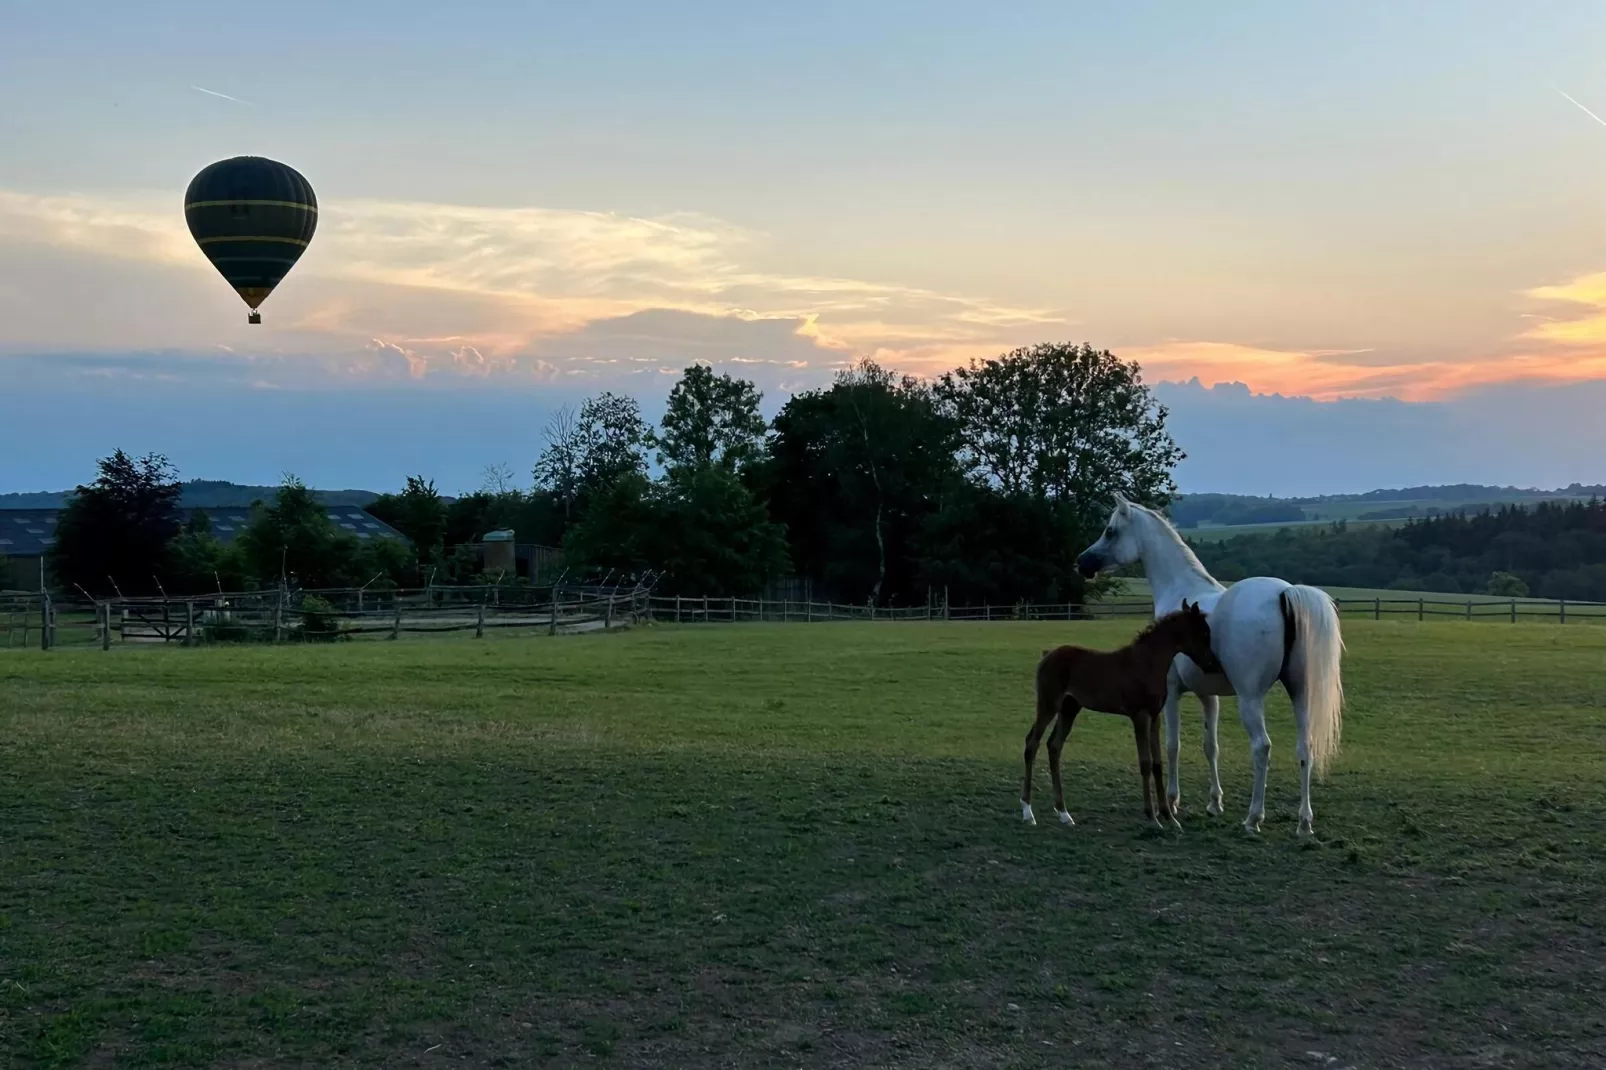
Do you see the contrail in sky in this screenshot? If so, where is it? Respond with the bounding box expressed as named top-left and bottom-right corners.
top-left (1556, 86), bottom-right (1606, 129)
top-left (191, 85), bottom-right (252, 106)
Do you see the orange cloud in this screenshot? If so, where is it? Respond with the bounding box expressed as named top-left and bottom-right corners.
top-left (1114, 271), bottom-right (1606, 402)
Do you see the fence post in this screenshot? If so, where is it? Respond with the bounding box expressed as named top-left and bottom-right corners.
top-left (549, 589), bottom-right (558, 636)
top-left (101, 603), bottom-right (112, 650)
top-left (869, 597), bottom-right (876, 621)
top-left (730, 596), bottom-right (736, 622)
top-left (185, 600), bottom-right (195, 647)
top-left (604, 594), bottom-right (613, 631)
top-left (1465, 600), bottom-right (1472, 620)
top-left (1559, 598), bottom-right (1567, 625)
top-left (273, 601), bottom-right (283, 643)
top-left (806, 599), bottom-right (813, 624)
top-left (1374, 598), bottom-right (1380, 621)
top-left (1418, 598), bottom-right (1424, 622)
top-left (944, 587), bottom-right (950, 621)
top-left (984, 602), bottom-right (990, 622)
top-left (702, 595), bottom-right (708, 622)
top-left (1510, 598), bottom-right (1517, 624)
top-left (391, 599), bottom-right (401, 640)
top-left (48, 599), bottom-right (57, 650)
top-left (476, 599), bottom-right (485, 639)
top-left (39, 593), bottom-right (49, 651)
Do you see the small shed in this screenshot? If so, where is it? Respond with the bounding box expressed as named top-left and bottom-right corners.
top-left (482, 528), bottom-right (516, 576)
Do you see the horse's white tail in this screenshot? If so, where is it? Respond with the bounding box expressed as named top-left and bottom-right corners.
top-left (1283, 584), bottom-right (1346, 779)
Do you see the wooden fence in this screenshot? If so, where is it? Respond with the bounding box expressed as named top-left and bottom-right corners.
top-left (6, 586), bottom-right (1604, 651)
top-left (1, 583), bottom-right (652, 650)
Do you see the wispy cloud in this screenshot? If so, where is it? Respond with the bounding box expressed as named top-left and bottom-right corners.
top-left (190, 85), bottom-right (252, 106)
top-left (1129, 269), bottom-right (1606, 401)
top-left (0, 188), bottom-right (1063, 371)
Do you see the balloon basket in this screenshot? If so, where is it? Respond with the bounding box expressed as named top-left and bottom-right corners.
top-left (248, 312), bottom-right (261, 324)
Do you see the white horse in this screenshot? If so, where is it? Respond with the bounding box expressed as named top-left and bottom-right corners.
top-left (1072, 493), bottom-right (1345, 836)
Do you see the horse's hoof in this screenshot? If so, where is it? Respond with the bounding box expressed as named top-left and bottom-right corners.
top-left (1206, 796), bottom-right (1225, 816)
top-left (1021, 802), bottom-right (1037, 825)
top-left (1055, 809), bottom-right (1075, 827)
top-left (1296, 820), bottom-right (1315, 838)
top-left (1166, 815), bottom-right (1182, 831)
top-left (1243, 817), bottom-right (1263, 834)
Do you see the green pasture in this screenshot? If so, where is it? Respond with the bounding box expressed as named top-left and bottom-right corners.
top-left (3, 622), bottom-right (1604, 1068)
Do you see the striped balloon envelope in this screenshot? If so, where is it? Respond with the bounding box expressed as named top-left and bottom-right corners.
top-left (184, 156), bottom-right (317, 324)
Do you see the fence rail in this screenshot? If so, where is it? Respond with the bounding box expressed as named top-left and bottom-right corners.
top-left (5, 586), bottom-right (1604, 651)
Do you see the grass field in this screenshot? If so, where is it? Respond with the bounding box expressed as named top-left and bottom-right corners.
top-left (4, 622), bottom-right (1605, 1068)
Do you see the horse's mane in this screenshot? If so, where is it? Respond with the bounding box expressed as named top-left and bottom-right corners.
top-left (1131, 607), bottom-right (1192, 646)
top-left (1123, 499), bottom-right (1221, 589)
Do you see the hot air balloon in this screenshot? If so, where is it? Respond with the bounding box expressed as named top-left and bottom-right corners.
top-left (184, 156), bottom-right (317, 324)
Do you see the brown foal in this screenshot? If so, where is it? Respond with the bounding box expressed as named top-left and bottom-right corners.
top-left (1020, 601), bottom-right (1217, 830)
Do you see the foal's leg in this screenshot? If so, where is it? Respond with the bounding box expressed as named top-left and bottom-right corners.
top-left (1149, 710), bottom-right (1179, 829)
top-left (1132, 714), bottom-right (1160, 826)
top-left (1046, 702), bottom-right (1080, 827)
top-left (1200, 694), bottom-right (1225, 816)
top-left (1021, 695), bottom-right (1059, 825)
top-left (1238, 692), bottom-right (1273, 833)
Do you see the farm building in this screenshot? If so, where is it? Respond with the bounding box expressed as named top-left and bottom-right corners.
top-left (0, 506), bottom-right (407, 592)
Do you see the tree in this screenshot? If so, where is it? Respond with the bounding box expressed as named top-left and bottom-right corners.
top-left (763, 360), bottom-right (961, 604)
top-left (1486, 570), bottom-right (1529, 597)
top-left (49, 449), bottom-right (184, 597)
top-left (167, 509), bottom-right (253, 594)
top-left (918, 482), bottom-right (1118, 607)
top-left (655, 364), bottom-right (767, 472)
top-left (533, 406), bottom-right (585, 520)
top-left (563, 466), bottom-right (789, 596)
top-left (367, 476), bottom-right (447, 565)
top-left (577, 392), bottom-right (650, 491)
top-left (935, 342), bottom-right (1184, 521)
top-left (236, 476), bottom-right (368, 589)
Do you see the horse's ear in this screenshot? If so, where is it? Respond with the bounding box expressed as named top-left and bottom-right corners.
top-left (1112, 491), bottom-right (1131, 510)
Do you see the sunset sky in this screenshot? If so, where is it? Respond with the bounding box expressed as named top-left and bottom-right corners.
top-left (5, 1), bottom-right (1606, 495)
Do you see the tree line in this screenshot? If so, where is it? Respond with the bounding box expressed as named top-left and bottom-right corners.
top-left (1193, 501), bottom-right (1606, 601)
top-left (33, 343), bottom-right (1184, 603)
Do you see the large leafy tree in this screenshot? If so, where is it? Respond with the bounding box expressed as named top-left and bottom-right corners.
top-left (366, 475), bottom-right (448, 567)
top-left (935, 342), bottom-right (1183, 521)
top-left (577, 392), bottom-right (650, 490)
top-left (654, 364), bottom-right (767, 472)
top-left (49, 449), bottom-right (184, 597)
top-left (763, 360), bottom-right (961, 604)
top-left (563, 466), bottom-right (788, 596)
top-left (235, 476), bottom-right (409, 590)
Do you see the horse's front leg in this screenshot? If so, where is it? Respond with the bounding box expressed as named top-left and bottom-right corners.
top-left (1163, 664), bottom-right (1185, 815)
top-left (1200, 693), bottom-right (1224, 816)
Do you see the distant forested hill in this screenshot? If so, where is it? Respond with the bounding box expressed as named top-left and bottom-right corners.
top-left (1189, 499), bottom-right (1606, 601)
top-left (1168, 484), bottom-right (1606, 529)
top-left (0, 480), bottom-right (382, 510)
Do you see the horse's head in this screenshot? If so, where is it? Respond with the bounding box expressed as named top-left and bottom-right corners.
top-left (1077, 492), bottom-right (1144, 578)
top-left (1152, 599), bottom-right (1218, 672)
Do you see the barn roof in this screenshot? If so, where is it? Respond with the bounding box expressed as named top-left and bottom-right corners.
top-left (0, 506), bottom-right (405, 557)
